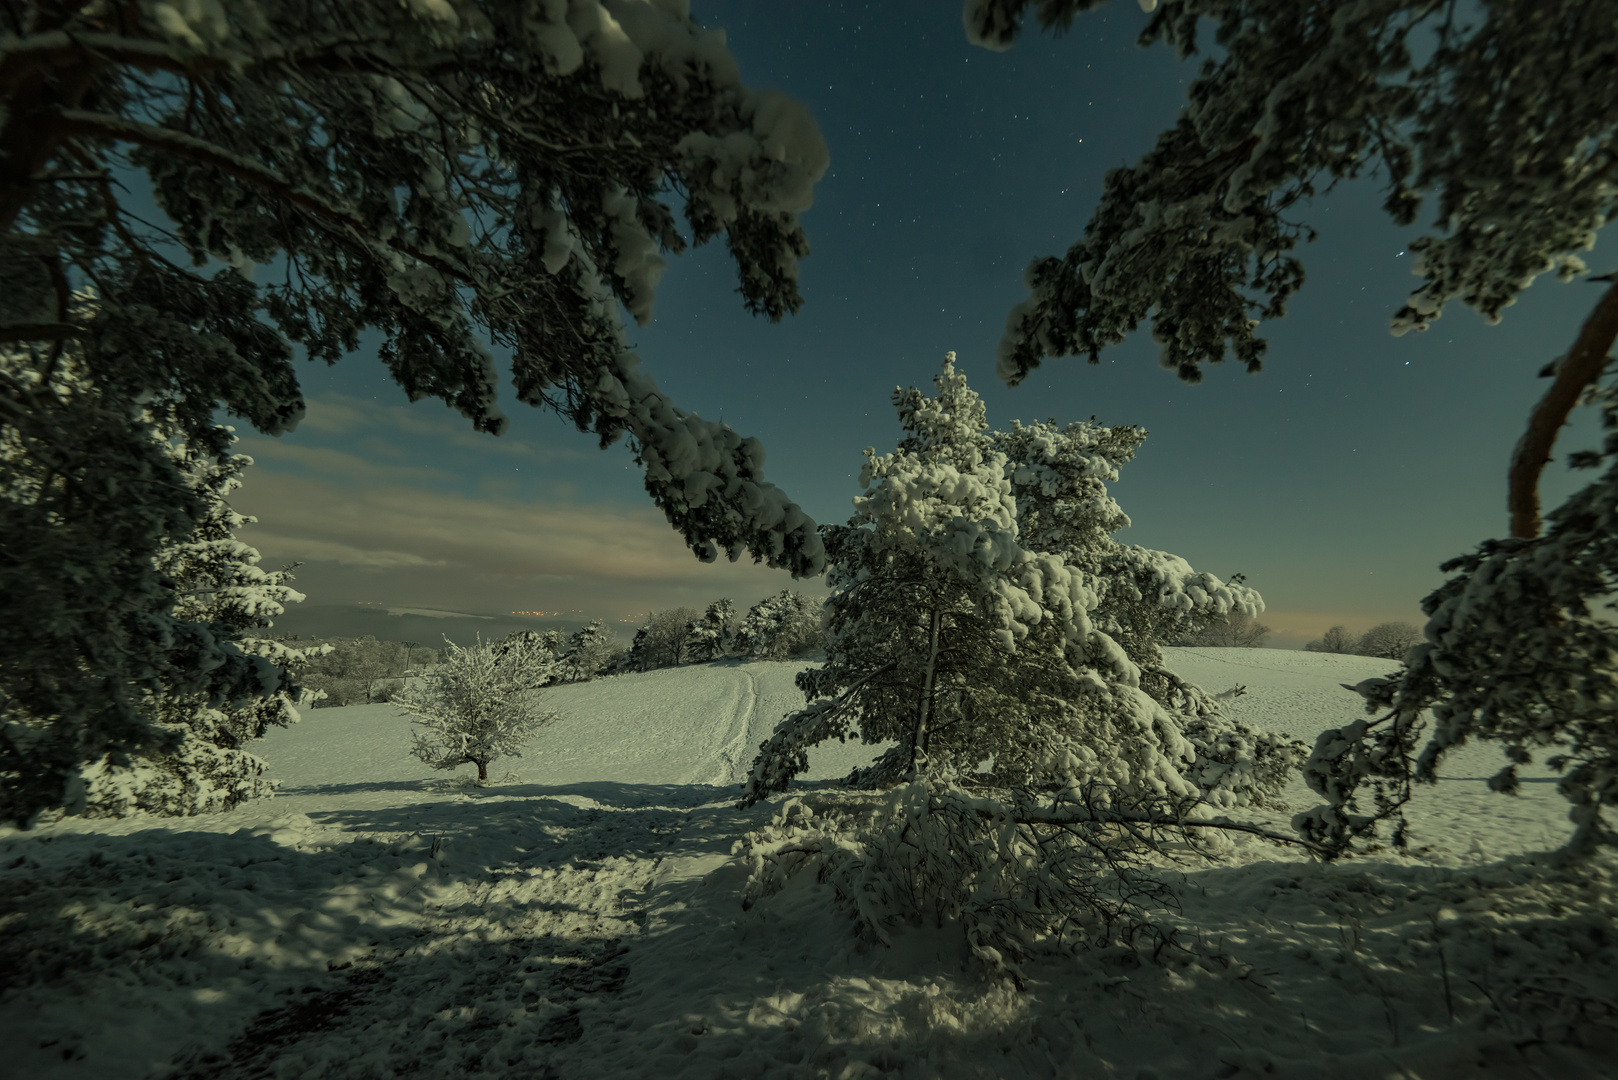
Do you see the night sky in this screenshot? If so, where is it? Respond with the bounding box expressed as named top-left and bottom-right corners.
top-left (232, 1), bottom-right (1608, 648)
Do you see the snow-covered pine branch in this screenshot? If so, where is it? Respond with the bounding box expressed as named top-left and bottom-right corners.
top-left (967, 1), bottom-right (1617, 541)
top-left (394, 636), bottom-right (559, 783)
top-left (739, 776), bottom-right (1321, 980)
top-left (1294, 375), bottom-right (1618, 861)
top-left (0, 0), bottom-right (832, 825)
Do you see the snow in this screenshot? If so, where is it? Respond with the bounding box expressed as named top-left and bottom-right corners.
top-left (3, 650), bottom-right (1612, 1080)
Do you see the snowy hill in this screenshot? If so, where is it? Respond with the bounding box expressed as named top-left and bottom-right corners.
top-left (1, 650), bottom-right (1611, 1080)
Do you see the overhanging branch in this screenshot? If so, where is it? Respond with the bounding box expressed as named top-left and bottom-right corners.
top-left (1509, 279), bottom-right (1618, 539)
top-left (54, 107), bottom-right (473, 285)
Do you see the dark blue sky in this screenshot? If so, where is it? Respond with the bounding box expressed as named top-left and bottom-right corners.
top-left (236, 1), bottom-right (1607, 646)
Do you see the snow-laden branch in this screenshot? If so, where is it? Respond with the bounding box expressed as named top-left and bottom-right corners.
top-left (55, 108), bottom-right (472, 283)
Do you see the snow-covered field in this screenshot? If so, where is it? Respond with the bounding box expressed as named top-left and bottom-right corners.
top-left (2, 650), bottom-right (1613, 1080)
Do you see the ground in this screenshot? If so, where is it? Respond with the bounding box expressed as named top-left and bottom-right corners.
top-left (1, 650), bottom-right (1613, 1079)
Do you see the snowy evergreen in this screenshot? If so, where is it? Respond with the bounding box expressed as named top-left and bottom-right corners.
top-left (78, 437), bottom-right (324, 818)
top-left (493, 630), bottom-right (567, 688)
top-left (394, 637), bottom-right (558, 783)
top-left (557, 620), bottom-right (619, 683)
top-left (683, 599), bottom-right (737, 663)
top-left (0, 0), bottom-right (829, 826)
top-left (744, 355), bottom-right (1299, 810)
top-left (733, 591), bottom-right (825, 660)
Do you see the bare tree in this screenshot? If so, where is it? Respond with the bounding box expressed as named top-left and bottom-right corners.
top-left (1177, 610), bottom-right (1272, 648)
top-left (1305, 626), bottom-right (1360, 655)
top-left (625, 608), bottom-right (702, 672)
top-left (1355, 621), bottom-right (1422, 660)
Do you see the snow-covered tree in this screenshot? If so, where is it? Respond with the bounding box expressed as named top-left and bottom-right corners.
top-left (613, 607), bottom-right (700, 672)
top-left (492, 629), bottom-right (566, 687)
top-left (78, 437), bottom-right (324, 818)
top-left (734, 590), bottom-right (824, 660)
top-left (741, 356), bottom-right (1317, 969)
top-left (557, 619), bottom-right (619, 682)
top-left (744, 356), bottom-right (1295, 807)
top-left (394, 636), bottom-right (558, 783)
top-left (0, 0), bottom-right (828, 825)
top-left (683, 598), bottom-right (737, 662)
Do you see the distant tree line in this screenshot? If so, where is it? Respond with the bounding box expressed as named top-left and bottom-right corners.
top-left (609, 592), bottom-right (825, 675)
top-left (276, 636), bottom-right (443, 707)
top-left (1304, 622), bottom-right (1423, 660)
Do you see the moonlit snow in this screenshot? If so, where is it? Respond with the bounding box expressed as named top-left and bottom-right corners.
top-left (2, 650), bottom-right (1612, 1079)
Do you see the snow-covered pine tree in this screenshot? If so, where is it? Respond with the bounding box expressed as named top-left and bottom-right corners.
top-left (734, 591), bottom-right (824, 660)
top-left (744, 355), bottom-right (1220, 806)
top-left (683, 598), bottom-right (737, 662)
top-left (989, 417), bottom-right (1302, 807)
top-left (558, 619), bottom-right (618, 683)
top-left (78, 437), bottom-right (324, 818)
top-left (395, 636), bottom-right (558, 783)
top-left (0, 0), bottom-right (829, 825)
top-left (738, 358), bottom-right (1316, 970)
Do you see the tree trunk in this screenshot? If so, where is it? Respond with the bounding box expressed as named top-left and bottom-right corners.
top-left (910, 603), bottom-right (943, 775)
top-left (1509, 280), bottom-right (1618, 539)
top-left (476, 760), bottom-right (488, 782)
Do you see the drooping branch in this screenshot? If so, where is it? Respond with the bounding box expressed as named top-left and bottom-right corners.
top-left (1011, 803), bottom-right (1329, 857)
top-left (1509, 279), bottom-right (1618, 539)
top-left (53, 108), bottom-right (473, 284)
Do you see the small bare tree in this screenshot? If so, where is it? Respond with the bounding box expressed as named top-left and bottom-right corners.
top-left (394, 637), bottom-right (558, 783)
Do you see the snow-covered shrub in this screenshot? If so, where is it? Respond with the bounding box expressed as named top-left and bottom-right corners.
top-left (734, 591), bottom-right (825, 660)
top-left (394, 637), bottom-right (558, 783)
top-left (738, 779), bottom-right (1295, 978)
top-left (684, 599), bottom-right (738, 663)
